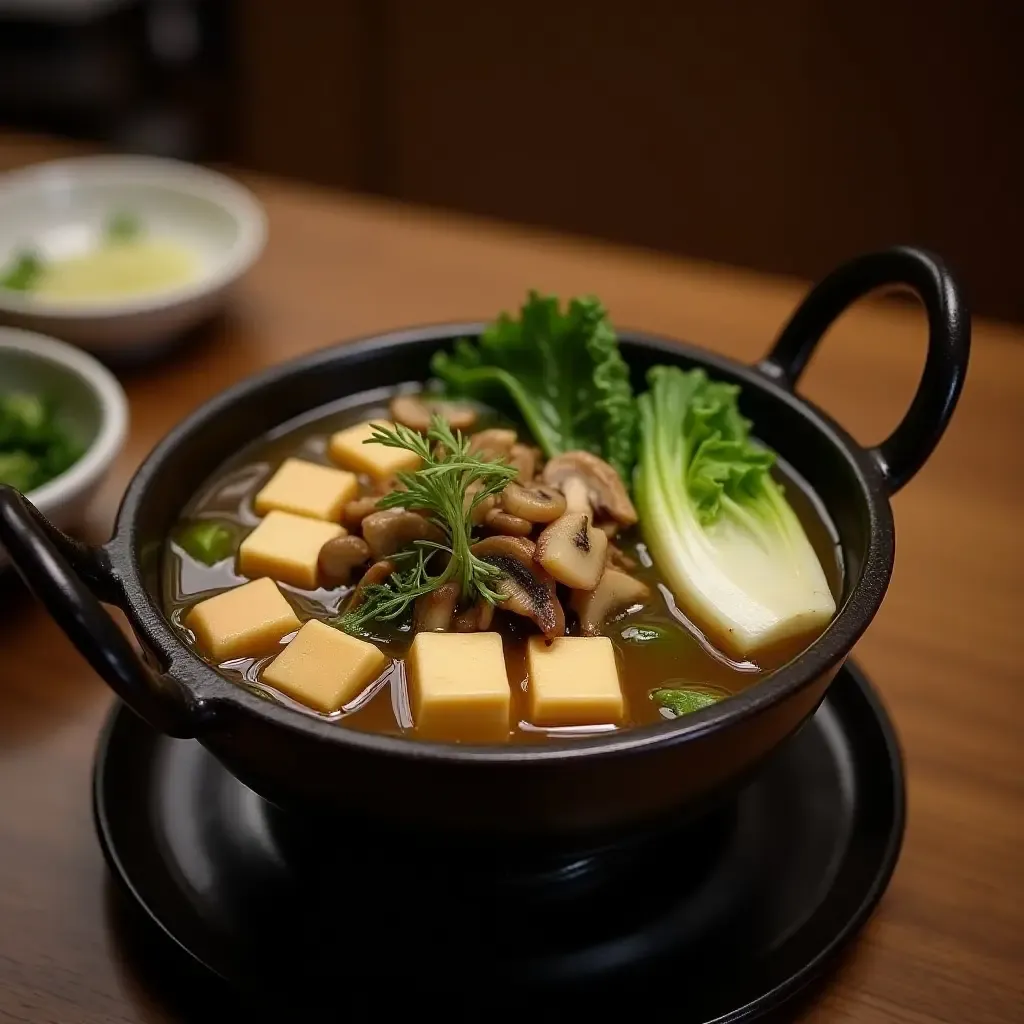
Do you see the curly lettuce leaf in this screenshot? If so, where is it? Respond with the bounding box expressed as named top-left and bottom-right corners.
top-left (430, 292), bottom-right (638, 483)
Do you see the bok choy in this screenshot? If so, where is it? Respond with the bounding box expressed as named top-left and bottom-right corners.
top-left (635, 366), bottom-right (836, 659)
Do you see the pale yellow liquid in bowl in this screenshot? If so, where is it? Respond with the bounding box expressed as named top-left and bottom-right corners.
top-left (34, 238), bottom-right (199, 303)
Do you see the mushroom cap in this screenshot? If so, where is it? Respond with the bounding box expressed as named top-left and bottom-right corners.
top-left (464, 481), bottom-right (499, 525)
top-left (343, 495), bottom-right (380, 530)
top-left (541, 451), bottom-right (637, 526)
top-left (452, 598), bottom-right (496, 633)
top-left (507, 444), bottom-right (537, 483)
top-left (413, 580), bottom-right (461, 632)
top-left (570, 568), bottom-right (650, 636)
top-left (360, 508), bottom-right (446, 560)
top-left (534, 511), bottom-right (608, 590)
top-left (471, 536), bottom-right (565, 640)
top-left (468, 428), bottom-right (518, 460)
top-left (484, 507), bottom-right (534, 537)
top-left (349, 559), bottom-right (399, 609)
top-left (318, 534), bottom-right (371, 587)
top-left (389, 393), bottom-right (478, 433)
top-left (500, 481), bottom-right (566, 523)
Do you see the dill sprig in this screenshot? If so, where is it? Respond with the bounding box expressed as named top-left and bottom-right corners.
top-left (337, 416), bottom-right (517, 632)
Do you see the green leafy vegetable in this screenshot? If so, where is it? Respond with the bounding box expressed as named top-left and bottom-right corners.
top-left (620, 624), bottom-right (670, 644)
top-left (338, 416), bottom-right (518, 631)
top-left (430, 292), bottom-right (638, 483)
top-left (0, 392), bottom-right (83, 492)
top-left (106, 210), bottom-right (142, 243)
top-left (0, 250), bottom-right (44, 291)
top-left (635, 366), bottom-right (836, 660)
top-left (176, 520), bottom-right (238, 566)
top-left (650, 687), bottom-right (722, 716)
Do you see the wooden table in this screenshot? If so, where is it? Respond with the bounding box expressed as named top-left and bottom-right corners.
top-left (0, 134), bottom-right (1020, 1023)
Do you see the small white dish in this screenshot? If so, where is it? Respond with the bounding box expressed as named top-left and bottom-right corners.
top-left (0, 155), bottom-right (266, 357)
top-left (0, 327), bottom-right (128, 568)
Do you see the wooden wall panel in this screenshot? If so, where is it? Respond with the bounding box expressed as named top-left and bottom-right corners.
top-left (235, 0), bottom-right (382, 190)
top-left (235, 0), bottom-right (1024, 321)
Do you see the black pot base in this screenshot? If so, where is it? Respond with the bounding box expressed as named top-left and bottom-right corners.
top-left (93, 660), bottom-right (905, 1020)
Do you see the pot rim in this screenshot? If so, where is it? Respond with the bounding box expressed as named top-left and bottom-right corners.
top-left (105, 321), bottom-right (895, 763)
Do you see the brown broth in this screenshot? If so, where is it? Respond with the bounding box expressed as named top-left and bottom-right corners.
top-left (161, 390), bottom-right (843, 743)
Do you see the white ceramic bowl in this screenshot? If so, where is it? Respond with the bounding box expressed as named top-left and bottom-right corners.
top-left (0, 327), bottom-right (128, 568)
top-left (0, 155), bottom-right (266, 357)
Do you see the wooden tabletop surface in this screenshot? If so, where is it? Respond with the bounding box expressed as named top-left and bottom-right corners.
top-left (0, 134), bottom-right (1020, 1023)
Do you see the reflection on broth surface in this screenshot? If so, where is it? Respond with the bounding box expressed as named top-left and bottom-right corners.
top-left (163, 389), bottom-right (843, 744)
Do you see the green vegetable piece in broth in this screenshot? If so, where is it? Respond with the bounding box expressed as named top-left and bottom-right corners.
top-left (106, 210), bottom-right (143, 243)
top-left (0, 250), bottom-right (44, 291)
top-left (430, 292), bottom-right (638, 484)
top-left (650, 687), bottom-right (722, 716)
top-left (176, 520), bottom-right (238, 566)
top-left (620, 624), bottom-right (669, 644)
top-left (635, 366), bottom-right (836, 660)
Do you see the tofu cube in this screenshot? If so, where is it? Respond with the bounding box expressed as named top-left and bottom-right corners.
top-left (238, 510), bottom-right (344, 589)
top-left (526, 636), bottom-right (624, 726)
top-left (254, 458), bottom-right (358, 522)
top-left (328, 420), bottom-right (422, 481)
top-left (263, 619), bottom-right (390, 714)
top-left (185, 577), bottom-right (300, 662)
top-left (407, 632), bottom-right (511, 742)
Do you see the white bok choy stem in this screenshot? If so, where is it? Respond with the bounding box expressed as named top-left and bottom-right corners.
top-left (635, 366), bottom-right (836, 660)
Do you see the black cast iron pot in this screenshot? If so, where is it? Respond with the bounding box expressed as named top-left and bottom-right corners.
top-left (0, 247), bottom-right (969, 844)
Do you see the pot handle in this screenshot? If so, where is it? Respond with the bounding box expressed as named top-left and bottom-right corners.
top-left (757, 246), bottom-right (970, 494)
top-left (0, 485), bottom-right (196, 738)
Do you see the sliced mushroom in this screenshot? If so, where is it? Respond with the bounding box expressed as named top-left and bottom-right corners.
top-left (508, 443), bottom-right (537, 483)
top-left (318, 535), bottom-right (371, 587)
top-left (534, 512), bottom-right (608, 590)
top-left (471, 536), bottom-right (565, 640)
top-left (571, 569), bottom-right (650, 636)
top-left (371, 474), bottom-right (408, 497)
top-left (468, 428), bottom-right (517, 461)
top-left (500, 481), bottom-right (566, 523)
top-left (343, 495), bottom-right (379, 530)
top-left (390, 394), bottom-right (478, 433)
top-left (464, 482), bottom-right (498, 525)
top-left (606, 542), bottom-right (638, 572)
top-left (484, 507), bottom-right (533, 537)
top-left (350, 559), bottom-right (398, 608)
top-left (452, 598), bottom-right (496, 633)
top-left (542, 451), bottom-right (637, 526)
top-left (560, 477), bottom-right (593, 515)
top-left (596, 520), bottom-right (621, 540)
top-left (360, 508), bottom-right (445, 560)
top-left (413, 581), bottom-right (461, 632)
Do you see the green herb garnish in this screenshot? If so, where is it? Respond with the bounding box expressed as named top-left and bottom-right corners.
top-left (650, 687), bottom-right (723, 717)
top-left (620, 625), bottom-right (670, 644)
top-left (175, 520), bottom-right (238, 565)
top-left (431, 292), bottom-right (638, 484)
top-left (0, 250), bottom-right (44, 291)
top-left (0, 392), bottom-right (83, 491)
top-left (338, 416), bottom-right (518, 632)
top-left (106, 210), bottom-right (142, 243)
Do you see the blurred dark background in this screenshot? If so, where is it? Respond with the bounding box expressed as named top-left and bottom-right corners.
top-left (1, 0), bottom-right (1021, 321)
